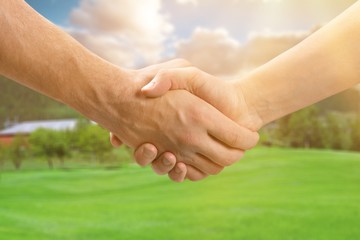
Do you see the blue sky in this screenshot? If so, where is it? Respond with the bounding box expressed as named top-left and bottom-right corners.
top-left (26, 0), bottom-right (357, 40)
top-left (26, 0), bottom-right (355, 40)
top-left (26, 0), bottom-right (79, 26)
top-left (24, 0), bottom-right (358, 73)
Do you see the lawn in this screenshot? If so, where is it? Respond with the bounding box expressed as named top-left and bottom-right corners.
top-left (0, 147), bottom-right (360, 240)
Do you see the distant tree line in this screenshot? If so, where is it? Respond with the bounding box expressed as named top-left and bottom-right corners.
top-left (0, 119), bottom-right (130, 171)
top-left (260, 106), bottom-right (360, 152)
top-left (1, 107), bottom-right (359, 171)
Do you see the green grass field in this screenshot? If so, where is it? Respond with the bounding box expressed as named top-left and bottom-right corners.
top-left (0, 147), bottom-right (360, 240)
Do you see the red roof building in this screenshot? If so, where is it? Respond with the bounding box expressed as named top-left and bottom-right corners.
top-left (0, 119), bottom-right (77, 145)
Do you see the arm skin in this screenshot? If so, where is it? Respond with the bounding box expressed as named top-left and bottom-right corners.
top-left (0, 0), bottom-right (259, 181)
top-left (138, 1), bottom-right (360, 182)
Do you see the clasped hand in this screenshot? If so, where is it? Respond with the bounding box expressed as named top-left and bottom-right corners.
top-left (108, 59), bottom-right (261, 182)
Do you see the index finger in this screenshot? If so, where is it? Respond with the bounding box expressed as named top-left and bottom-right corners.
top-left (205, 107), bottom-right (260, 150)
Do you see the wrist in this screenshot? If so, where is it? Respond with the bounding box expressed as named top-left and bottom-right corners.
top-left (233, 77), bottom-right (265, 131)
top-left (60, 56), bottom-right (131, 124)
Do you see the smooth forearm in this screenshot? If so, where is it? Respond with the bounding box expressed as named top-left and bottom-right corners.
top-left (237, 1), bottom-right (360, 127)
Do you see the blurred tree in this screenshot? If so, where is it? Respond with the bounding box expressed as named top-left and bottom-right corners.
top-left (323, 112), bottom-right (353, 151)
top-left (351, 114), bottom-right (360, 151)
top-left (8, 135), bottom-right (29, 170)
top-left (273, 106), bottom-right (357, 151)
top-left (259, 125), bottom-right (282, 147)
top-left (67, 117), bottom-right (92, 150)
top-left (29, 128), bottom-right (71, 169)
top-left (316, 88), bottom-right (360, 113)
top-left (74, 124), bottom-right (113, 163)
top-left (288, 106), bottom-right (320, 148)
top-left (275, 106), bottom-right (321, 148)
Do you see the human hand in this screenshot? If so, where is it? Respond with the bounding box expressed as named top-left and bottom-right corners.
top-left (142, 67), bottom-right (264, 131)
top-left (110, 134), bottom-right (188, 182)
top-left (92, 61), bottom-right (259, 180)
top-left (129, 66), bottom-right (264, 182)
top-left (109, 60), bottom-right (190, 181)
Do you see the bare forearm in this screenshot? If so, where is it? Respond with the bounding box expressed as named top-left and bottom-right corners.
top-left (0, 0), bottom-right (128, 118)
top-left (238, 1), bottom-right (360, 127)
top-left (0, 1), bottom-right (257, 179)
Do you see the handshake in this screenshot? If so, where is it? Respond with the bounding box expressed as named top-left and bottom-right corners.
top-left (107, 59), bottom-right (262, 183)
top-left (3, 0), bottom-right (360, 184)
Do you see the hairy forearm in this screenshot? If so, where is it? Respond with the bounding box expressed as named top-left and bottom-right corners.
top-left (0, 0), bottom-right (128, 119)
top-left (238, 1), bottom-right (360, 127)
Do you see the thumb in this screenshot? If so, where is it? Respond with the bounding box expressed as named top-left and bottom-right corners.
top-left (141, 75), bottom-right (172, 97)
top-left (141, 68), bottom-right (200, 98)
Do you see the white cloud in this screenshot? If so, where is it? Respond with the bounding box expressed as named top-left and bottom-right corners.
top-left (175, 27), bottom-right (311, 76)
top-left (165, 0), bottom-right (357, 48)
top-left (66, 28), bottom-right (136, 68)
top-left (68, 0), bottom-right (173, 67)
top-left (176, 0), bottom-right (198, 6)
top-left (243, 30), bottom-right (309, 70)
top-left (175, 28), bottom-right (244, 75)
top-left (64, 0), bottom-right (357, 77)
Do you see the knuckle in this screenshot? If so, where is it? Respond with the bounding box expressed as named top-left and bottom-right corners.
top-left (187, 66), bottom-right (199, 73)
top-left (157, 69), bottom-right (171, 80)
top-left (227, 131), bottom-right (241, 148)
top-left (187, 66), bottom-right (201, 77)
top-left (189, 108), bottom-right (205, 124)
top-left (187, 67), bottom-right (202, 83)
top-left (134, 144), bottom-right (157, 166)
top-left (174, 58), bottom-right (191, 67)
top-left (151, 153), bottom-right (177, 175)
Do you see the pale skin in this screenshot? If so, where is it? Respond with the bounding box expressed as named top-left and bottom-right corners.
top-left (127, 1), bottom-right (360, 182)
top-left (0, 0), bottom-right (260, 181)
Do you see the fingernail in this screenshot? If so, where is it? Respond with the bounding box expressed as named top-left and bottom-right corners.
top-left (175, 166), bottom-right (182, 174)
top-left (162, 157), bottom-right (172, 166)
top-left (143, 146), bottom-right (156, 159)
top-left (142, 81), bottom-right (157, 91)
